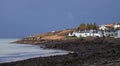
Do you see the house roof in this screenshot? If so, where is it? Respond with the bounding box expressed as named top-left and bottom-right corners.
top-left (99, 25), bottom-right (108, 30)
top-left (104, 24), bottom-right (113, 27)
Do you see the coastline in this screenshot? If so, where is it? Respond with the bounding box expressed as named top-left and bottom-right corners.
top-left (1, 37), bottom-right (120, 66)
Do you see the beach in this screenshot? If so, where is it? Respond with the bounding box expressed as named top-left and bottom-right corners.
top-left (0, 39), bottom-right (69, 64)
top-left (1, 37), bottom-right (120, 66)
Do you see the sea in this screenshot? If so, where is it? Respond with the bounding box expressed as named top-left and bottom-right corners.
top-left (0, 39), bottom-right (68, 63)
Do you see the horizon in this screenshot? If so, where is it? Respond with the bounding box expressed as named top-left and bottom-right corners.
top-left (0, 0), bottom-right (120, 38)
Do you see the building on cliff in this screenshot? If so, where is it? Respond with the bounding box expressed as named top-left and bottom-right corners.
top-left (68, 30), bottom-right (103, 37)
top-left (68, 30), bottom-right (120, 38)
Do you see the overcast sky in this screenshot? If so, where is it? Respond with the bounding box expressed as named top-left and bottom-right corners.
top-left (0, 0), bottom-right (120, 38)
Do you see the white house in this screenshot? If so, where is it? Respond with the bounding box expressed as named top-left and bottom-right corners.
top-left (114, 30), bottom-right (120, 38)
top-left (114, 23), bottom-right (120, 29)
top-left (103, 30), bottom-right (115, 37)
top-left (68, 30), bottom-right (103, 38)
top-left (99, 25), bottom-right (108, 30)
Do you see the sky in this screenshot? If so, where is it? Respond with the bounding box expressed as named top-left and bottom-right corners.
top-left (0, 0), bottom-right (120, 38)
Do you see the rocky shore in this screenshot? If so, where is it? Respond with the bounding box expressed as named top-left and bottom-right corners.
top-left (1, 36), bottom-right (120, 66)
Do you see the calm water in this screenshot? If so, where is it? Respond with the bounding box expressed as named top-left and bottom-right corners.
top-left (0, 39), bottom-right (68, 63)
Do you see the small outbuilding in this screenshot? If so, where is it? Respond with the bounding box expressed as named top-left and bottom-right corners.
top-left (114, 30), bottom-right (120, 38)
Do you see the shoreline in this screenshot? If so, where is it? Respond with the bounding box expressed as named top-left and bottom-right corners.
top-left (1, 37), bottom-right (120, 66)
top-left (0, 52), bottom-right (70, 64)
top-left (0, 41), bottom-right (72, 64)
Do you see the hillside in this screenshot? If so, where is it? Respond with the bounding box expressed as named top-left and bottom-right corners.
top-left (34, 29), bottom-right (73, 40)
top-left (14, 29), bottom-right (75, 44)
